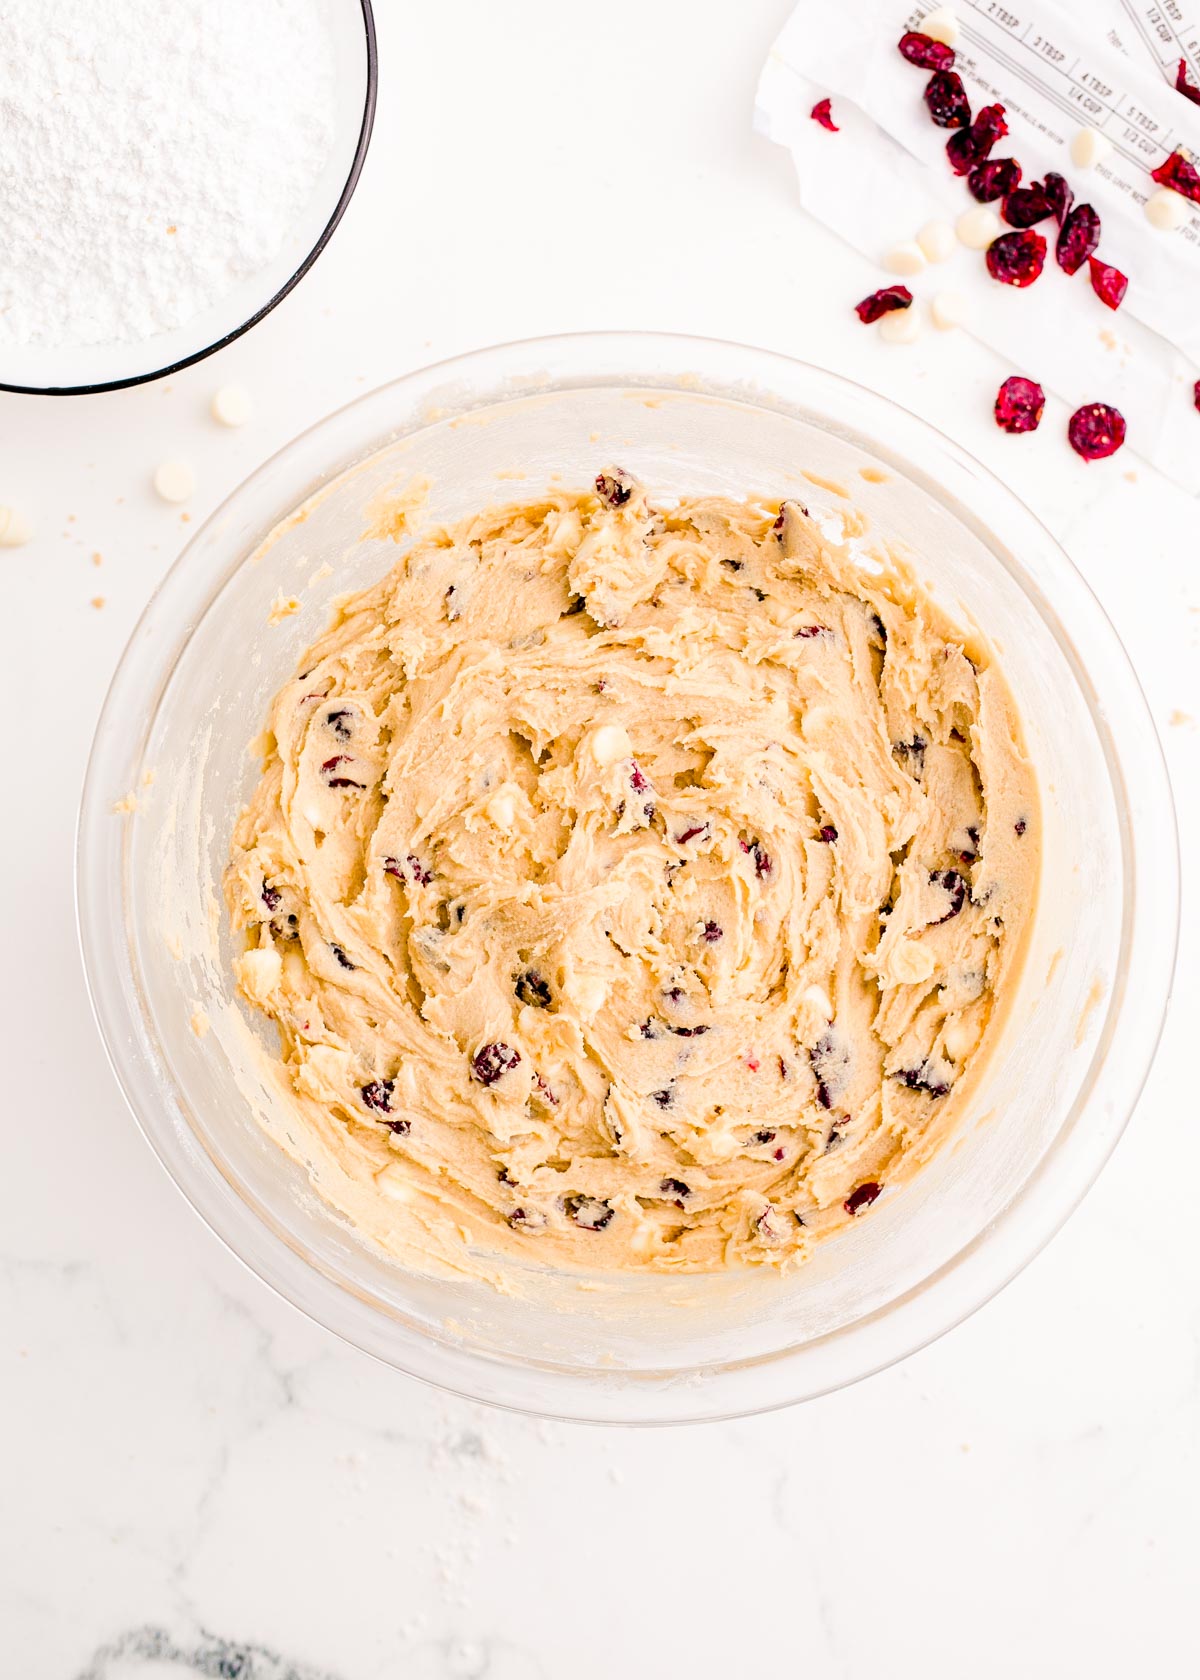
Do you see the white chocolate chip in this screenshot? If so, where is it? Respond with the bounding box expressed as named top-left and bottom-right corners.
top-left (235, 946), bottom-right (283, 1002)
top-left (879, 307), bottom-right (920, 344)
top-left (800, 703), bottom-right (835, 738)
top-left (943, 1018), bottom-right (979, 1061)
top-left (589, 723), bottom-right (632, 766)
top-left (891, 939), bottom-right (936, 984)
top-left (802, 983), bottom-right (834, 1020)
top-left (573, 974), bottom-right (609, 1017)
top-left (956, 205), bottom-right (1003, 250)
top-left (0, 504), bottom-right (33, 546)
top-left (916, 219), bottom-right (956, 263)
top-left (486, 789), bottom-right (517, 829)
top-left (883, 239), bottom-right (926, 277)
top-left (919, 6), bottom-right (959, 46)
top-left (1070, 126), bottom-right (1110, 171)
top-left (211, 382), bottom-right (254, 427)
top-left (931, 289), bottom-right (969, 331)
top-left (153, 458), bottom-right (195, 503)
top-left (1145, 187), bottom-right (1189, 231)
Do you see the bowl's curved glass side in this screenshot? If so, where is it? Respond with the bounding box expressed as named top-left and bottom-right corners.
top-left (77, 335), bottom-right (1179, 1422)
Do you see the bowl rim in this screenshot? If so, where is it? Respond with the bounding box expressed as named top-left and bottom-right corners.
top-left (0, 0), bottom-right (378, 399)
top-left (74, 330), bottom-right (1181, 1423)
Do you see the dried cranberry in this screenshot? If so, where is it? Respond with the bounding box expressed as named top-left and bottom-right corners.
top-left (1176, 58), bottom-right (1200, 107)
top-left (739, 838), bottom-right (773, 877)
top-left (651, 1088), bottom-right (674, 1109)
top-left (384, 853), bottom-right (432, 886)
top-left (1055, 203), bottom-right (1100, 274)
top-left (668, 1023), bottom-right (709, 1037)
top-left (1014, 818), bottom-right (1028, 836)
top-left (924, 69), bottom-right (971, 128)
top-left (1003, 181), bottom-right (1055, 227)
top-left (321, 754), bottom-right (366, 789)
top-left (844, 1182), bottom-right (882, 1216)
top-left (898, 30), bottom-right (955, 70)
top-left (1043, 171), bottom-right (1074, 225)
top-left (1151, 148), bottom-right (1200, 204)
top-left (968, 157), bottom-right (1021, 201)
top-left (361, 1079), bottom-right (395, 1113)
top-left (818, 825), bottom-right (838, 842)
top-left (565, 1194), bottom-right (613, 1231)
top-left (854, 285), bottom-right (912, 324)
top-left (946, 103), bottom-right (1007, 175)
top-left (472, 1042), bottom-right (520, 1085)
top-left (261, 883), bottom-right (282, 911)
top-left (810, 97), bottom-right (838, 131)
top-left (629, 764), bottom-right (649, 793)
top-left (1068, 403), bottom-right (1126, 461)
top-left (893, 1062), bottom-right (950, 1098)
top-left (810, 1028), bottom-right (851, 1111)
top-left (794, 624), bottom-right (830, 638)
top-left (1088, 257), bottom-right (1128, 310)
top-left (515, 970), bottom-right (551, 1008)
top-left (986, 230), bottom-right (1047, 287)
top-left (331, 943), bottom-right (356, 970)
top-left (325, 709), bottom-right (353, 739)
top-left (595, 467), bottom-right (634, 506)
top-left (1195, 380), bottom-right (1200, 414)
top-left (675, 822), bottom-right (707, 844)
top-left (702, 920), bottom-right (723, 942)
top-left (660, 1178), bottom-right (690, 1206)
top-left (929, 869), bottom-right (968, 923)
top-left (994, 376), bottom-right (1045, 433)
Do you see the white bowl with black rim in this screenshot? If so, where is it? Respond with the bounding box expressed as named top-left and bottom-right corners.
top-left (0, 0), bottom-right (376, 398)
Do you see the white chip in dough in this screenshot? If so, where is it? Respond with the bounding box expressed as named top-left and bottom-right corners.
top-left (919, 6), bottom-right (958, 45)
top-left (1145, 187), bottom-right (1189, 231)
top-left (883, 240), bottom-right (927, 277)
top-left (1070, 126), bottom-right (1110, 170)
top-left (588, 723), bottom-right (633, 766)
top-left (0, 505), bottom-right (33, 546)
top-left (211, 383), bottom-right (254, 427)
top-left (956, 205), bottom-right (1003, 250)
top-left (153, 459), bottom-right (196, 503)
top-left (917, 219), bottom-right (956, 263)
top-left (931, 290), bottom-right (969, 331)
top-left (879, 307), bottom-right (920, 344)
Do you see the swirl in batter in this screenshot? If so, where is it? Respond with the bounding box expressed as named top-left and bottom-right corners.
top-left (226, 470), bottom-right (1037, 1276)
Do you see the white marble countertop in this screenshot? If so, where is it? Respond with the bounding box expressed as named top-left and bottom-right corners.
top-left (3, 2), bottom-right (1198, 1674)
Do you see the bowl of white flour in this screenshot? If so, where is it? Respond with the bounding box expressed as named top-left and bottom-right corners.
top-left (0, 0), bottom-right (376, 394)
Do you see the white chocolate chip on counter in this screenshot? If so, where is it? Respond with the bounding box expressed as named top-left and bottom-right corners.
top-left (1070, 126), bottom-right (1111, 171)
top-left (956, 205), bottom-right (1002, 250)
top-left (931, 289), bottom-right (969, 331)
top-left (153, 458), bottom-right (196, 503)
top-left (211, 382), bottom-right (254, 427)
top-left (883, 240), bottom-right (926, 277)
top-left (879, 307), bottom-right (920, 344)
top-left (0, 504), bottom-right (33, 546)
top-left (919, 6), bottom-right (959, 46)
top-left (588, 723), bottom-right (632, 766)
top-left (917, 219), bottom-right (956, 263)
top-left (1145, 187), bottom-right (1189, 231)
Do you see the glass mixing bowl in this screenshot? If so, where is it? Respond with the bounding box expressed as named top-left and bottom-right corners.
top-left (76, 333), bottom-right (1178, 1423)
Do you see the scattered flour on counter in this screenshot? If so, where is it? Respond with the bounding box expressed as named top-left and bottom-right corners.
top-left (0, 0), bottom-right (335, 349)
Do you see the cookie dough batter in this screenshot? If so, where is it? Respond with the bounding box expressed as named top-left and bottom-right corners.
top-left (226, 470), bottom-right (1037, 1276)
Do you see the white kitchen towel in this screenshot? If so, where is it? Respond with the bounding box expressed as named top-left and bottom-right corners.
top-left (755, 0), bottom-right (1200, 490)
